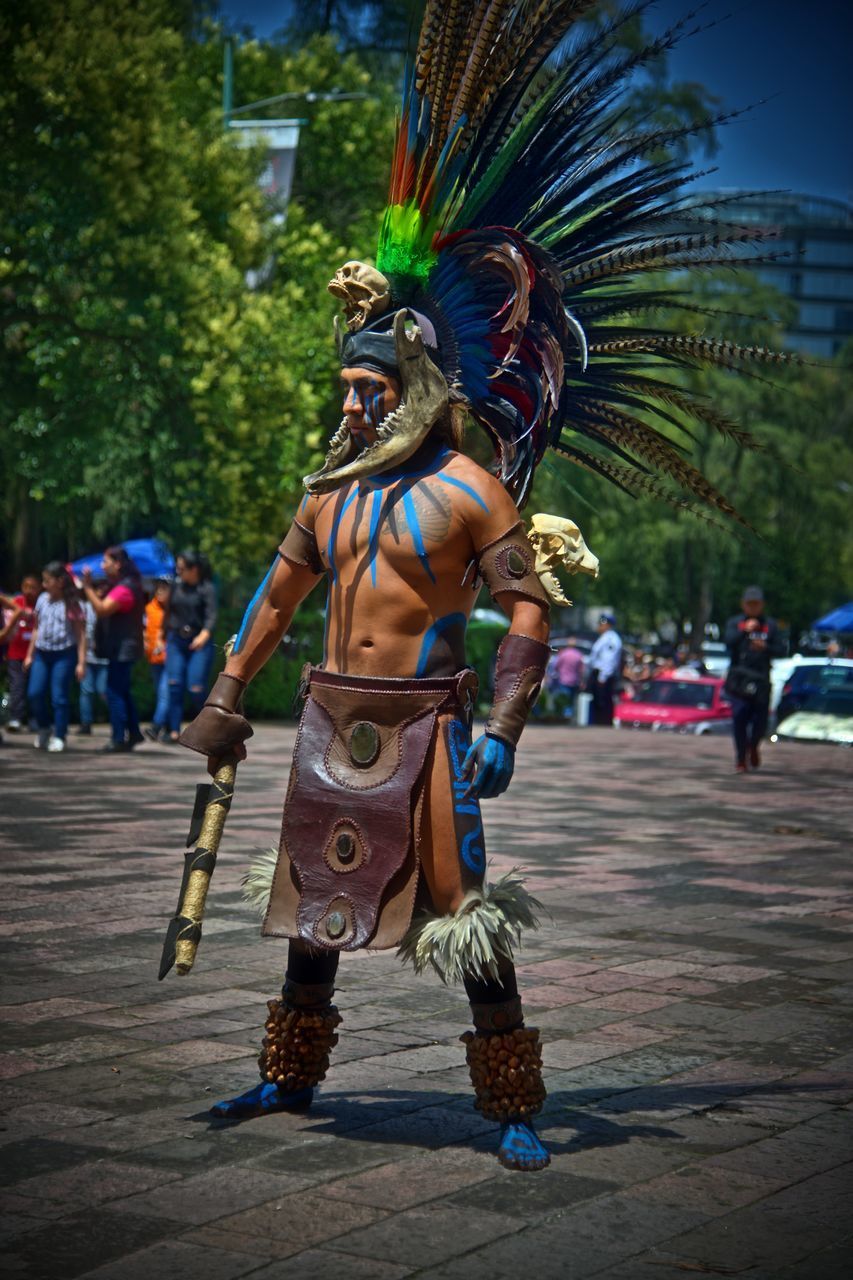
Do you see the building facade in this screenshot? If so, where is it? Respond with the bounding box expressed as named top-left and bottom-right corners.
top-left (701, 192), bottom-right (853, 359)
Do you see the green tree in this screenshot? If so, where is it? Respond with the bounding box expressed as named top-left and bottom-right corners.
top-left (0, 2), bottom-right (395, 581)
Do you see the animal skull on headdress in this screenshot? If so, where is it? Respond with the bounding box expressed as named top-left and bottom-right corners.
top-left (328, 261), bottom-right (391, 331)
top-left (527, 513), bottom-right (600, 606)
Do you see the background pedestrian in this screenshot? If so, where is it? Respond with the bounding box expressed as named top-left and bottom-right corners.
top-left (164, 550), bottom-right (217, 743)
top-left (81, 547), bottom-right (145, 752)
top-left (77, 580), bottom-right (110, 735)
top-left (25, 563), bottom-right (86, 752)
top-left (0, 575), bottom-right (40, 731)
top-left (551, 637), bottom-right (585, 722)
top-left (588, 614), bottom-right (623, 725)
top-left (724, 585), bottom-right (785, 773)
top-left (143, 578), bottom-right (171, 742)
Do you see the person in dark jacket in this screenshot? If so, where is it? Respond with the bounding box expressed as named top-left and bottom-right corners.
top-left (81, 547), bottom-right (145, 752)
top-left (164, 550), bottom-right (217, 742)
top-left (724, 585), bottom-right (785, 773)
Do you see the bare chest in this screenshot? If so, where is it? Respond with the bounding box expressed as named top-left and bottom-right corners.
top-left (315, 474), bottom-right (473, 588)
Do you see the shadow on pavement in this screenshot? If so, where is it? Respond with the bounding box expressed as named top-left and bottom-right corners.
top-left (184, 1072), bottom-right (847, 1155)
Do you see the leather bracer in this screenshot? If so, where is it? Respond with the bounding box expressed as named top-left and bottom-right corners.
top-left (279, 519), bottom-right (323, 576)
top-left (179, 672), bottom-right (253, 759)
top-left (477, 523), bottom-right (551, 609)
top-left (486, 633), bottom-right (550, 748)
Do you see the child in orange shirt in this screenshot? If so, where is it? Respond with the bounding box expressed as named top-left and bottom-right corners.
top-left (143, 579), bottom-right (171, 742)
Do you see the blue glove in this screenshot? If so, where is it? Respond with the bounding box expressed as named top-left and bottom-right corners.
top-left (462, 733), bottom-right (515, 799)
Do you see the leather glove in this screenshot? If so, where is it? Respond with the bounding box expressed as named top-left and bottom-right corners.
top-left (179, 673), bottom-right (253, 760)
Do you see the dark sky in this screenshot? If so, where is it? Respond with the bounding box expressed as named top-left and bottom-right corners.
top-left (219, 0), bottom-right (852, 206)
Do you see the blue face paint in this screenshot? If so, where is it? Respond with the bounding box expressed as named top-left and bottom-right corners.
top-left (363, 378), bottom-right (386, 429)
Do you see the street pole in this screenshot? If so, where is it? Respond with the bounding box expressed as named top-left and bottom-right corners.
top-left (223, 38), bottom-right (234, 125)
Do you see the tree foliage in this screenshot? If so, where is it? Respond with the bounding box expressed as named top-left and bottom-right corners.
top-left (0, 0), bottom-right (392, 580)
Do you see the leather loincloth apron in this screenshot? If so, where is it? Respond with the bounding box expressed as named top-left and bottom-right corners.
top-left (262, 666), bottom-right (483, 952)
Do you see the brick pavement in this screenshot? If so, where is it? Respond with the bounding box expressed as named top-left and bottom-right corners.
top-left (0, 723), bottom-right (852, 1279)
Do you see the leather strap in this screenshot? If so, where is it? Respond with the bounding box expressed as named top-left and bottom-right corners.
top-left (486, 633), bottom-right (551, 748)
top-left (282, 977), bottom-right (336, 1009)
top-left (469, 995), bottom-right (523, 1032)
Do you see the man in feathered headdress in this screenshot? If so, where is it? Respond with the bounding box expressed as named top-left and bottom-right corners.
top-left (179, 0), bottom-right (788, 1173)
top-left (182, 293), bottom-right (557, 1171)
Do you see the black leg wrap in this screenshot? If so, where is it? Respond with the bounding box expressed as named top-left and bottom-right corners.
top-left (465, 966), bottom-right (522, 1032)
top-left (285, 940), bottom-right (339, 987)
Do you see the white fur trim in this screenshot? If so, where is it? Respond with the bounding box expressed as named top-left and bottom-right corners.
top-left (396, 869), bottom-right (542, 984)
top-left (242, 847), bottom-right (278, 916)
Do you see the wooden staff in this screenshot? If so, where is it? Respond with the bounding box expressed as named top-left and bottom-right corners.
top-left (158, 756), bottom-right (237, 979)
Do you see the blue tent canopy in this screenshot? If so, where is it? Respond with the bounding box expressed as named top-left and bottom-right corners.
top-left (70, 538), bottom-right (175, 581)
top-left (812, 602), bottom-right (853, 633)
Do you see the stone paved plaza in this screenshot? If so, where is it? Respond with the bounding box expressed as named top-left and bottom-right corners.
top-left (1, 723), bottom-right (852, 1279)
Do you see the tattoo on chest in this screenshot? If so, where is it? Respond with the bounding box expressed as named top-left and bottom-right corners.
top-left (323, 468), bottom-right (481, 587)
top-left (393, 481), bottom-right (452, 543)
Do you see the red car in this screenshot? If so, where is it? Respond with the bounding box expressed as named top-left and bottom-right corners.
top-left (614, 676), bottom-right (732, 735)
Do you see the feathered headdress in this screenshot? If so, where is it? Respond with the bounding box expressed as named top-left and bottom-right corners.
top-left (321, 0), bottom-right (790, 518)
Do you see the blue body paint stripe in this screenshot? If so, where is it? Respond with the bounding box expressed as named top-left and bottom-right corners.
top-left (447, 718), bottom-right (485, 873)
top-left (234, 558), bottom-right (276, 654)
top-left (326, 488), bottom-right (357, 584)
top-left (415, 612), bottom-right (467, 678)
top-left (366, 444), bottom-right (449, 488)
top-left (368, 489), bottom-right (382, 587)
top-left (437, 473), bottom-right (490, 512)
top-left (402, 489), bottom-right (436, 583)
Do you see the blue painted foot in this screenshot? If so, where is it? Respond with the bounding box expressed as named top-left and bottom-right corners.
top-left (498, 1120), bottom-right (550, 1171)
top-left (210, 1081), bottom-right (314, 1119)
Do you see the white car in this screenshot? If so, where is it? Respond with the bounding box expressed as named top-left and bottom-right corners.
top-left (700, 641), bottom-right (729, 678)
top-left (773, 658), bottom-right (853, 746)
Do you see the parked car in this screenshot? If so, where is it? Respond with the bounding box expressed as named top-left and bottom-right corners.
top-left (700, 641), bottom-right (729, 678)
top-left (775, 658), bottom-right (853, 726)
top-left (773, 684), bottom-right (853, 746)
top-left (550, 633), bottom-right (595, 655)
top-left (614, 677), bottom-right (732, 734)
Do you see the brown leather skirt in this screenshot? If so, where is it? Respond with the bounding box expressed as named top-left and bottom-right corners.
top-left (262, 666), bottom-right (484, 952)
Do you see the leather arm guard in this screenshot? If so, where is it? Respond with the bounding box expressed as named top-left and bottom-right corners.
top-left (477, 523), bottom-right (551, 609)
top-left (486, 633), bottom-right (551, 748)
top-left (179, 672), bottom-right (253, 759)
top-left (279, 519), bottom-right (324, 576)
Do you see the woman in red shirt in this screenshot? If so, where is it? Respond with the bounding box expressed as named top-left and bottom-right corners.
top-left (81, 547), bottom-right (145, 753)
top-left (1, 574), bottom-right (40, 730)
